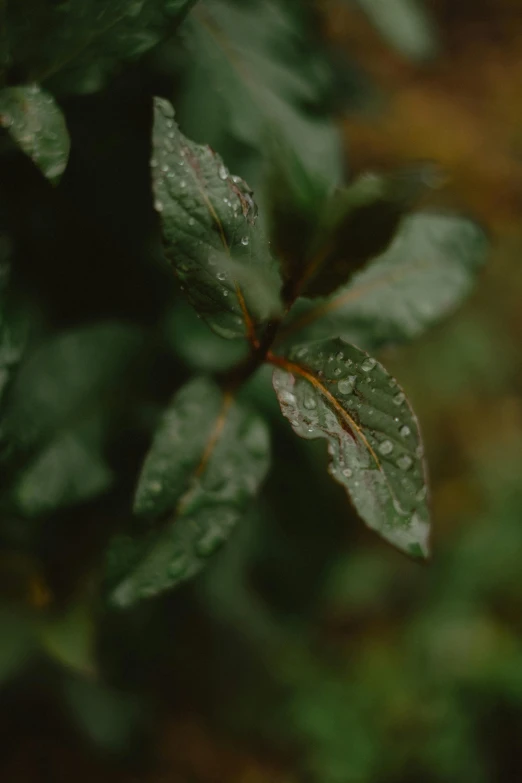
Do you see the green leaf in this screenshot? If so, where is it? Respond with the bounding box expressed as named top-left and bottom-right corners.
top-left (271, 339), bottom-right (430, 557)
top-left (179, 0), bottom-right (342, 184)
top-left (277, 168), bottom-right (434, 302)
top-left (11, 416), bottom-right (113, 517)
top-left (4, 0), bottom-right (196, 96)
top-left (0, 232), bottom-right (28, 410)
top-left (1, 322), bottom-right (142, 515)
top-left (39, 601), bottom-right (95, 676)
top-left (356, 0), bottom-right (438, 61)
top-left (108, 376), bottom-right (270, 607)
top-left (280, 212), bottom-right (487, 350)
top-left (0, 84), bottom-right (69, 183)
top-left (152, 97), bottom-right (281, 339)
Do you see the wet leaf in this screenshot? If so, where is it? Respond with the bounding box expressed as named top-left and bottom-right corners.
top-left (152, 97), bottom-right (281, 339)
top-left (0, 84), bottom-right (69, 183)
top-left (108, 377), bottom-right (270, 607)
top-left (281, 212), bottom-right (487, 350)
top-left (271, 339), bottom-right (430, 557)
top-left (4, 0), bottom-right (196, 96)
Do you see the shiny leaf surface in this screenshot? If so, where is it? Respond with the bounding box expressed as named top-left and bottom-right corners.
top-left (272, 339), bottom-right (430, 557)
top-left (108, 377), bottom-right (270, 606)
top-left (152, 97), bottom-right (281, 340)
top-left (0, 84), bottom-right (69, 183)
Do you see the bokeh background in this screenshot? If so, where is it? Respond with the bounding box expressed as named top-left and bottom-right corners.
top-left (2, 1), bottom-right (522, 781)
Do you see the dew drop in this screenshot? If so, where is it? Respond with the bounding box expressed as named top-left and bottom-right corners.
top-left (154, 199), bottom-right (164, 212)
top-left (160, 163), bottom-right (169, 173)
top-left (342, 468), bottom-right (353, 478)
top-left (241, 236), bottom-right (249, 246)
top-left (280, 390), bottom-right (296, 405)
top-left (400, 425), bottom-right (411, 438)
top-left (361, 357), bottom-right (376, 372)
top-left (333, 368), bottom-right (342, 376)
top-left (338, 376), bottom-right (356, 395)
top-left (218, 164), bottom-right (228, 180)
top-left (397, 454), bottom-right (413, 471)
top-left (180, 179), bottom-right (186, 188)
top-left (223, 290), bottom-right (228, 297)
top-left (149, 480), bottom-right (162, 493)
top-left (188, 217), bottom-right (195, 226)
top-left (303, 396), bottom-right (316, 410)
top-left (379, 439), bottom-right (394, 456)
top-left (150, 157), bottom-right (158, 168)
top-left (393, 392), bottom-right (405, 406)
top-left (416, 486), bottom-right (428, 502)
top-left (217, 272), bottom-right (226, 281)
top-left (335, 351), bottom-right (344, 361)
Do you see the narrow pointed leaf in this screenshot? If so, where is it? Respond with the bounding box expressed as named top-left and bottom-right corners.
top-left (281, 212), bottom-right (487, 350)
top-left (0, 85), bottom-right (69, 183)
top-left (4, 0), bottom-right (196, 96)
top-left (108, 377), bottom-right (270, 607)
top-left (152, 97), bottom-right (281, 339)
top-left (272, 339), bottom-right (430, 557)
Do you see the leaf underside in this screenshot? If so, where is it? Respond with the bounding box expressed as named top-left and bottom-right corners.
top-left (108, 377), bottom-right (270, 607)
top-left (272, 339), bottom-right (430, 558)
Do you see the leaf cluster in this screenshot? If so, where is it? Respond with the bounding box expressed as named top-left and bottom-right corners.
top-left (0, 0), bottom-right (487, 614)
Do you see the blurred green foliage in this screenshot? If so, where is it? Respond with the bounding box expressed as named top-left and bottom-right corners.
top-left (1, 1), bottom-right (520, 782)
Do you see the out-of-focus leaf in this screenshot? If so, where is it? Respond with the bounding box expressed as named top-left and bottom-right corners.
top-left (39, 601), bottom-right (95, 676)
top-left (0, 85), bottom-right (69, 183)
top-left (0, 232), bottom-right (28, 408)
top-left (355, 0), bottom-right (438, 61)
top-left (0, 609), bottom-right (36, 684)
top-left (1, 322), bottom-right (142, 514)
top-left (164, 300), bottom-right (248, 372)
top-left (271, 339), bottom-right (429, 557)
top-left (179, 0), bottom-right (343, 183)
top-left (152, 97), bottom-right (281, 339)
top-left (12, 416), bottom-right (113, 517)
top-left (4, 0), bottom-right (196, 96)
top-left (278, 168), bottom-right (434, 301)
top-left (63, 676), bottom-right (142, 751)
top-left (108, 377), bottom-right (270, 607)
top-left (281, 212), bottom-right (487, 350)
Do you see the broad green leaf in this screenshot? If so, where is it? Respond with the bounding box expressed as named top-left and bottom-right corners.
top-left (108, 377), bottom-right (270, 607)
top-left (355, 0), bottom-right (438, 61)
top-left (1, 322), bottom-right (142, 514)
top-left (4, 0), bottom-right (196, 96)
top-left (277, 168), bottom-right (433, 302)
top-left (179, 0), bottom-right (342, 184)
top-left (0, 85), bottom-right (69, 183)
top-left (271, 339), bottom-right (430, 557)
top-left (280, 212), bottom-right (487, 351)
top-left (152, 97), bottom-right (281, 339)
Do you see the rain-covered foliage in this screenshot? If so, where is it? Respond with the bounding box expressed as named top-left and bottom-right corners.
top-left (4, 2), bottom-right (522, 782)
